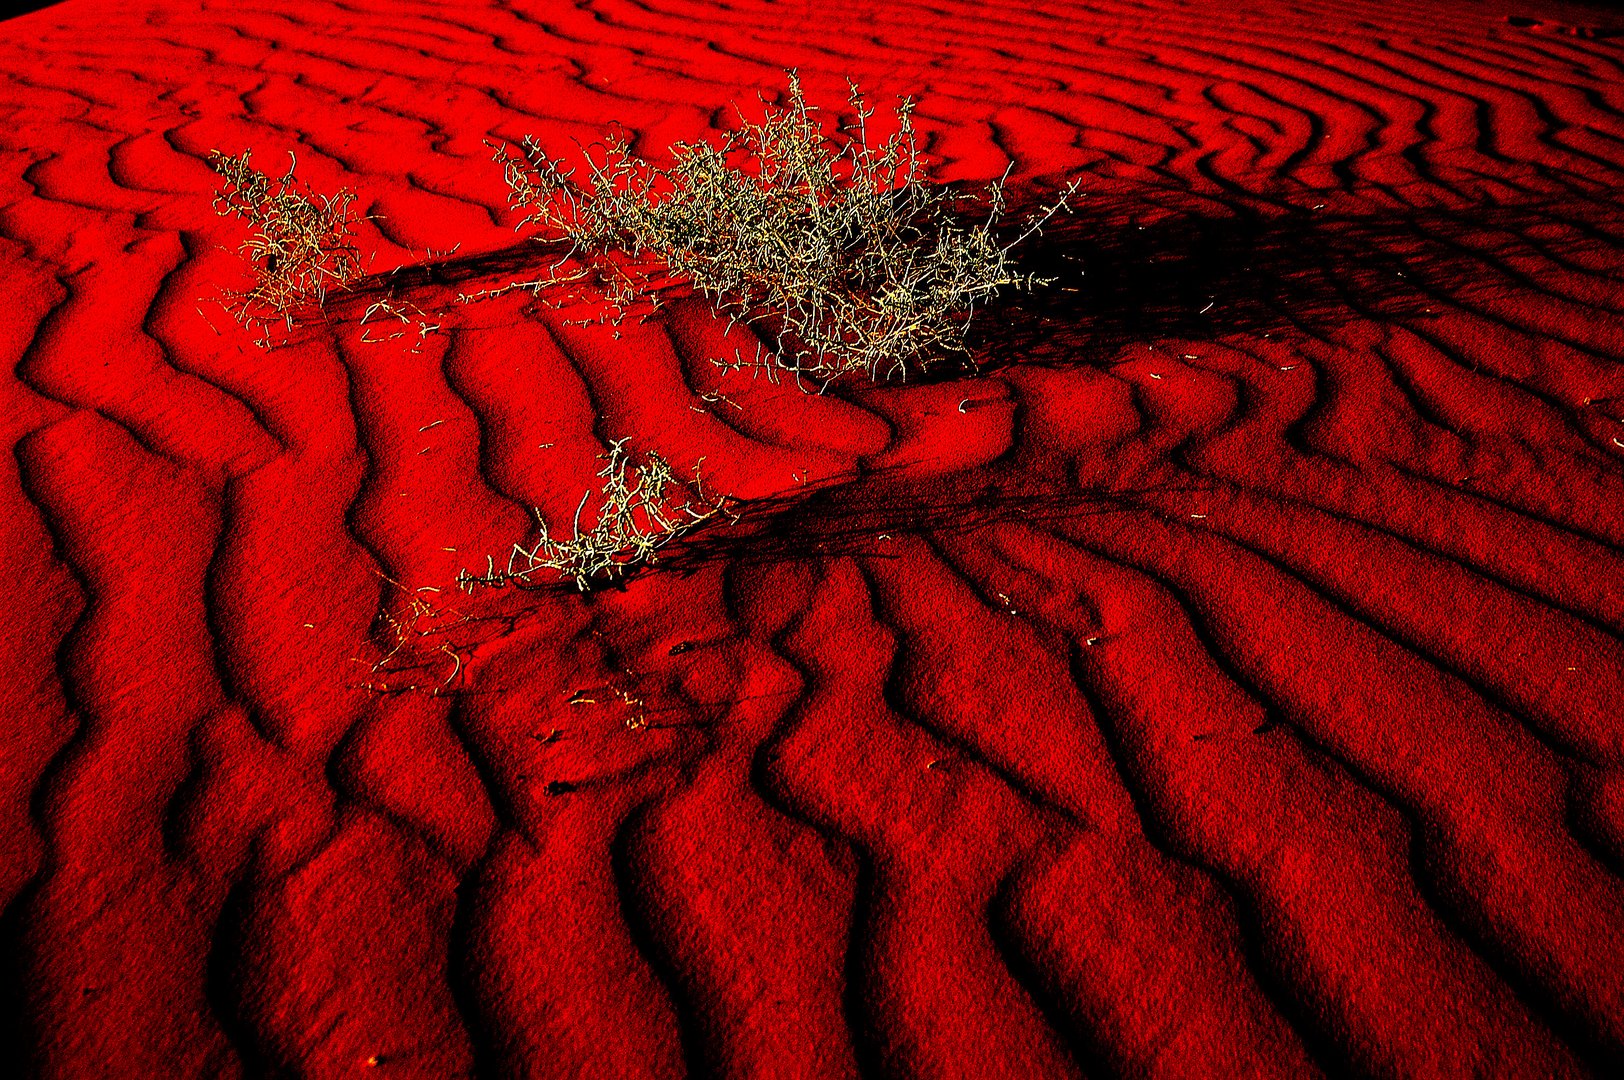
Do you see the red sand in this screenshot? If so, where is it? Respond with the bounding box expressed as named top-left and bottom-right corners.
top-left (2, 0), bottom-right (1623, 1075)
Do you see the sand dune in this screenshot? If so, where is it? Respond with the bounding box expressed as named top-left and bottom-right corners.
top-left (2, 0), bottom-right (1622, 1075)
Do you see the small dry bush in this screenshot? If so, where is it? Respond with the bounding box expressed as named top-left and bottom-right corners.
top-left (458, 439), bottom-right (728, 592)
top-left (481, 72), bottom-right (1078, 382)
top-left (206, 149), bottom-right (364, 345)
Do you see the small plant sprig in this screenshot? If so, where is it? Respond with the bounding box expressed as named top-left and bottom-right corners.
top-left (206, 149), bottom-right (364, 346)
top-left (458, 439), bottom-right (729, 592)
top-left (480, 72), bottom-right (1080, 382)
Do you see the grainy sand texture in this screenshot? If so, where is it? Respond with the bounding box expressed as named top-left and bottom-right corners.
top-left (2, 0), bottom-right (1623, 1076)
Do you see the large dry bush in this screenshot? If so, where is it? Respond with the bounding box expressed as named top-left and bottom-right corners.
top-left (483, 73), bottom-right (1078, 382)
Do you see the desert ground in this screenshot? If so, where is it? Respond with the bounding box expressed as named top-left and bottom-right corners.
top-left (2, 0), bottom-right (1623, 1075)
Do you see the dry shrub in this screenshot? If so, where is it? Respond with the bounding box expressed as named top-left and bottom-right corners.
top-left (206, 149), bottom-right (364, 345)
top-left (480, 72), bottom-right (1079, 382)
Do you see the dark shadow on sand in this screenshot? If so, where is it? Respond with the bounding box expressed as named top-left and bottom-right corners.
top-left (968, 189), bottom-right (1624, 371)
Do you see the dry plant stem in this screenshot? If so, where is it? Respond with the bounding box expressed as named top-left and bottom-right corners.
top-left (480, 72), bottom-right (1080, 382)
top-left (361, 293), bottom-right (442, 351)
top-left (458, 439), bottom-right (729, 592)
top-left (360, 574), bottom-right (482, 695)
top-left (206, 149), bottom-right (364, 346)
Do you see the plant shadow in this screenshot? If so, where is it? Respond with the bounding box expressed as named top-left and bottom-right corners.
top-left (963, 187), bottom-right (1620, 373)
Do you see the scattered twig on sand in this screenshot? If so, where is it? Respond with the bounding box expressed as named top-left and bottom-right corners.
top-left (357, 579), bottom-right (481, 696)
top-left (360, 293), bottom-right (442, 351)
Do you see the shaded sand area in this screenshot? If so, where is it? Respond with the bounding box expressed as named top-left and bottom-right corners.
top-left (3, 0), bottom-right (1624, 1075)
